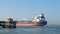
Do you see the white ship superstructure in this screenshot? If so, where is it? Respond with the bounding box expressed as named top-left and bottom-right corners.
top-left (32, 14), bottom-right (47, 25)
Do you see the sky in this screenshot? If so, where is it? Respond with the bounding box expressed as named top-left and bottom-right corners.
top-left (0, 0), bottom-right (60, 25)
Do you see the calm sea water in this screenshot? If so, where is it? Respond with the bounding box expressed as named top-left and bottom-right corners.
top-left (0, 25), bottom-right (60, 34)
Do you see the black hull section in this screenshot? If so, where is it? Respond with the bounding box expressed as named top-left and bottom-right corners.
top-left (2, 23), bottom-right (16, 28)
top-left (38, 21), bottom-right (47, 25)
top-left (41, 21), bottom-right (47, 25)
top-left (0, 21), bottom-right (16, 28)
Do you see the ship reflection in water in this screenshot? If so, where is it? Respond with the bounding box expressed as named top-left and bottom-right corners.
top-left (0, 26), bottom-right (60, 34)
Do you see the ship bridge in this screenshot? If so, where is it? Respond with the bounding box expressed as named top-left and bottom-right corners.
top-left (32, 14), bottom-right (46, 23)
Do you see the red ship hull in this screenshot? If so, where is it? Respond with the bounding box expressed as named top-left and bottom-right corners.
top-left (16, 24), bottom-right (44, 26)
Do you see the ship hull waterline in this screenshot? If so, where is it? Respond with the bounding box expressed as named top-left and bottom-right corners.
top-left (16, 24), bottom-right (44, 26)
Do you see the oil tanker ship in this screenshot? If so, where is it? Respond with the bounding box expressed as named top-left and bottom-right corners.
top-left (0, 13), bottom-right (47, 28)
top-left (16, 14), bottom-right (47, 26)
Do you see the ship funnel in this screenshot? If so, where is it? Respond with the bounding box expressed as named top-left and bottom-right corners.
top-left (39, 14), bottom-right (44, 17)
